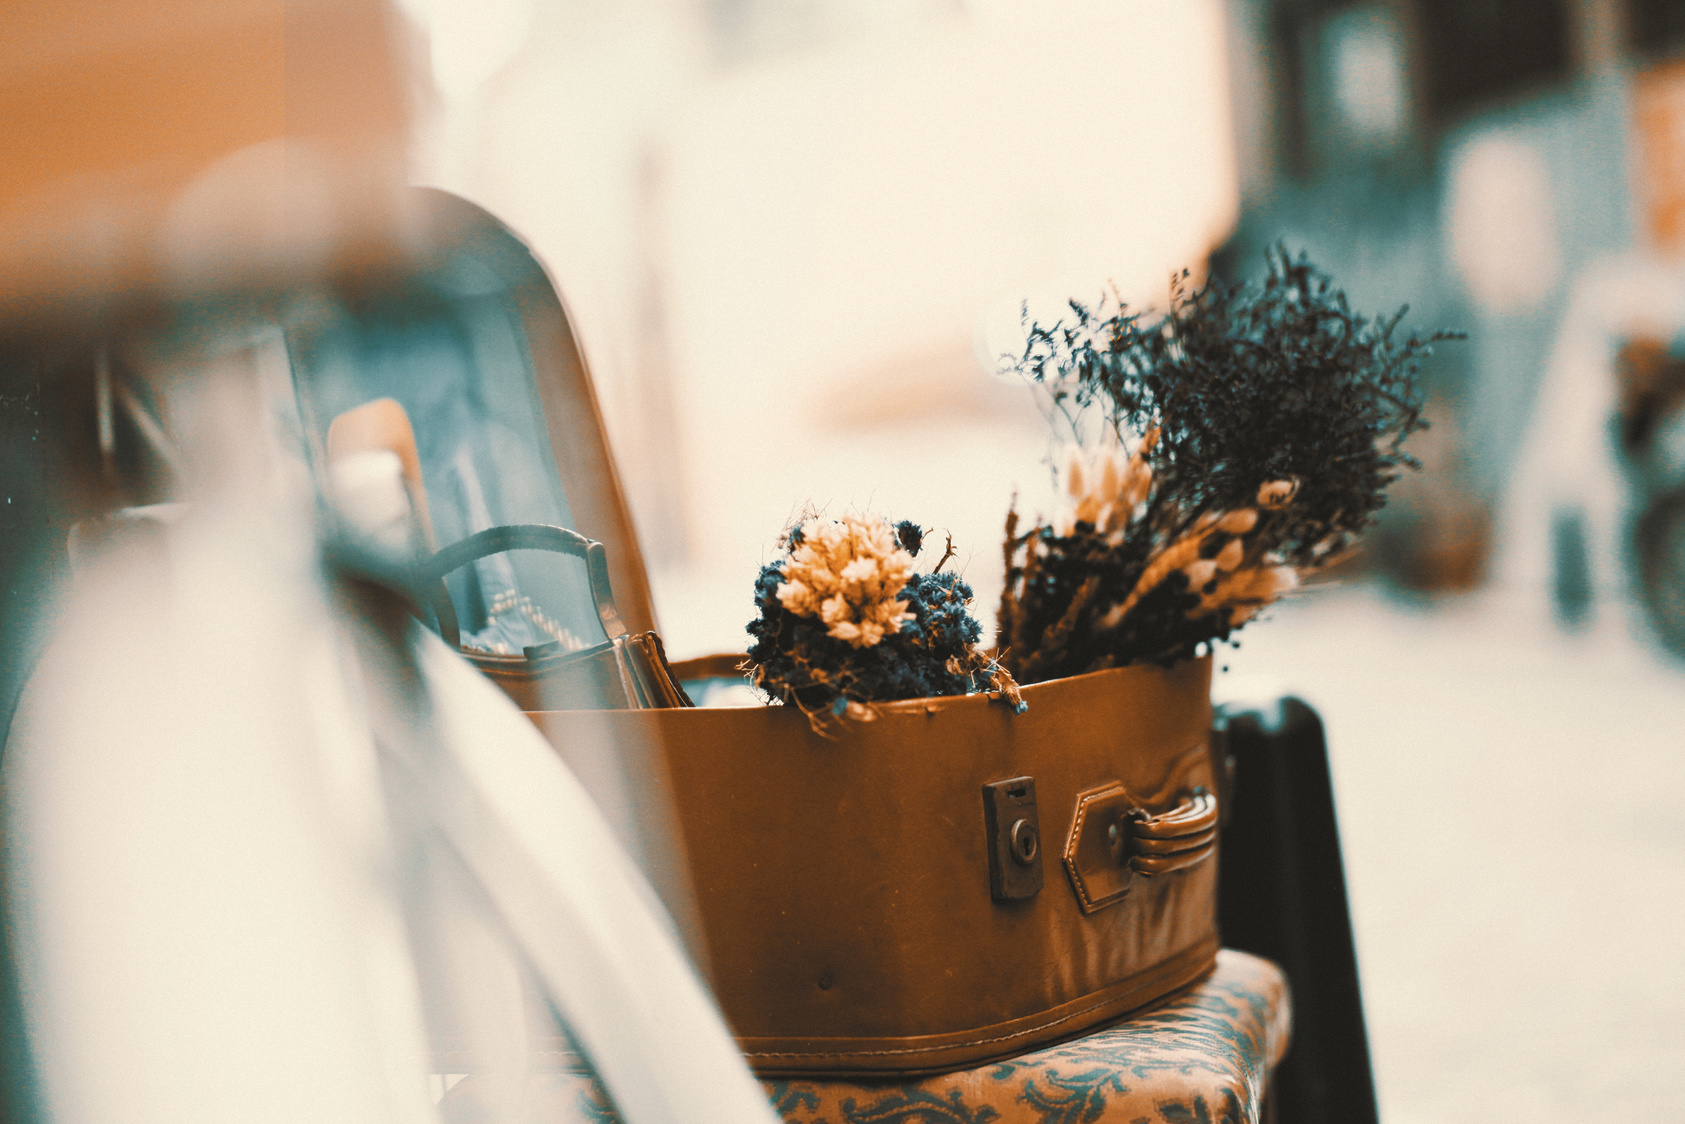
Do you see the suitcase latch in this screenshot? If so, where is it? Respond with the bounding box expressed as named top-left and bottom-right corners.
top-left (982, 776), bottom-right (1043, 902)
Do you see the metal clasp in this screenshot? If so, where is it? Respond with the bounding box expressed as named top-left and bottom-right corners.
top-left (982, 776), bottom-right (1043, 902)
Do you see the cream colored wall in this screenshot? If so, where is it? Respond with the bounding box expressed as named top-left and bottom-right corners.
top-left (408, 0), bottom-right (1238, 654)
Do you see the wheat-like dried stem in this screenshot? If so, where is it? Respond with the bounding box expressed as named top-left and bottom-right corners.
top-left (1019, 574), bottom-right (1100, 681)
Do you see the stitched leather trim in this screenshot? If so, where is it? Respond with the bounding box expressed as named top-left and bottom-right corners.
top-left (732, 934), bottom-right (1219, 1077)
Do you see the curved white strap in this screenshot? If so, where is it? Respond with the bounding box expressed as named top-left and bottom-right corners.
top-left (372, 626), bottom-right (777, 1124)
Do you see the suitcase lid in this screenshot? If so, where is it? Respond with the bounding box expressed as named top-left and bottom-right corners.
top-left (287, 188), bottom-right (659, 647)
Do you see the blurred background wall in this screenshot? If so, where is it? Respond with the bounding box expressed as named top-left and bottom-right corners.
top-left (405, 0), bottom-right (1685, 654)
top-left (404, 0), bottom-right (1239, 650)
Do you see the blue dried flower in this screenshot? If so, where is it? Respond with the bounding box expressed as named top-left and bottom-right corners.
top-left (746, 516), bottom-right (1023, 719)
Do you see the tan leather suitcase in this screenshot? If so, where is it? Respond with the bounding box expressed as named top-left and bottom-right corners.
top-left (531, 658), bottom-right (1218, 1076)
top-left (288, 188), bottom-right (1221, 1077)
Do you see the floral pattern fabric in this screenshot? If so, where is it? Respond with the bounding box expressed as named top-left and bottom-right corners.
top-left (440, 950), bottom-right (1289, 1124)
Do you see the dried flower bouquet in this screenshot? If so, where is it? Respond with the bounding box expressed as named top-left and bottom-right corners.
top-left (745, 515), bottom-right (1021, 721)
top-left (998, 249), bottom-right (1457, 681)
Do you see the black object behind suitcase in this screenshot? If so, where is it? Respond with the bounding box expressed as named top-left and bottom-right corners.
top-left (1215, 696), bottom-right (1379, 1124)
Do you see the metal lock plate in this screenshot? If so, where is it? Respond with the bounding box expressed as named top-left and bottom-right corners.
top-left (982, 776), bottom-right (1043, 902)
top-left (1063, 783), bottom-right (1138, 913)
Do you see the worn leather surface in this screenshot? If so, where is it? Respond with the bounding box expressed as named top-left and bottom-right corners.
top-left (528, 657), bottom-right (1218, 1075)
top-left (437, 949), bottom-right (1289, 1124)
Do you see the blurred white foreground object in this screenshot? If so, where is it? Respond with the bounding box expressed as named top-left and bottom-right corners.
top-left (3, 334), bottom-right (777, 1124)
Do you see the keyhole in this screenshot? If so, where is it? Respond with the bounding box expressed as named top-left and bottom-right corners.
top-left (1009, 818), bottom-right (1039, 865)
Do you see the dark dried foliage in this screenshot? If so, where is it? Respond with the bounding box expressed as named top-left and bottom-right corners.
top-left (999, 248), bottom-right (1456, 679)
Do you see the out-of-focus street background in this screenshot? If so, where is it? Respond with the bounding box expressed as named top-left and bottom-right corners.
top-left (1223, 587), bottom-right (1685, 1122)
top-left (399, 0), bottom-right (1685, 1117)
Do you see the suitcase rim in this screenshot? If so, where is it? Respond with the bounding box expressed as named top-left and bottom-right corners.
top-left (732, 936), bottom-right (1219, 1077)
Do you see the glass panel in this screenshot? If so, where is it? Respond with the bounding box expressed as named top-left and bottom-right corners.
top-left (287, 264), bottom-right (606, 655)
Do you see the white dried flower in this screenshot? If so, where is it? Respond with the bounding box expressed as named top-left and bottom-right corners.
top-left (1052, 434), bottom-right (1153, 539)
top-left (1188, 564), bottom-right (1300, 623)
top-left (1214, 537), bottom-right (1245, 571)
top-left (1256, 479), bottom-right (1298, 509)
top-left (776, 515), bottom-right (915, 648)
top-left (1183, 559), bottom-right (1218, 590)
top-left (1217, 508), bottom-right (1259, 534)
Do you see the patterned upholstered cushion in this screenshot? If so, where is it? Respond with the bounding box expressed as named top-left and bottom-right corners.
top-left (440, 949), bottom-right (1290, 1124)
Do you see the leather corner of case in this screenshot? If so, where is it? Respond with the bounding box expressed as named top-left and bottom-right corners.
top-left (1063, 782), bottom-right (1136, 914)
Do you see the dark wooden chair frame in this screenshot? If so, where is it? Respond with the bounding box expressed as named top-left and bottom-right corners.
top-left (1216, 697), bottom-right (1379, 1124)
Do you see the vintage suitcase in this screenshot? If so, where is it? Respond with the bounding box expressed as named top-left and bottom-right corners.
top-left (288, 188), bottom-right (1221, 1077)
top-left (532, 659), bottom-right (1218, 1076)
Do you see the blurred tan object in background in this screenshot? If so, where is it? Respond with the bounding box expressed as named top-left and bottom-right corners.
top-left (1614, 337), bottom-right (1685, 653)
top-left (1365, 397), bottom-right (1492, 594)
top-left (1633, 58), bottom-right (1685, 259)
top-left (0, 0), bottom-right (413, 314)
top-left (1443, 135), bottom-right (1563, 318)
top-left (1613, 338), bottom-right (1685, 457)
top-left (327, 397), bottom-right (439, 552)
